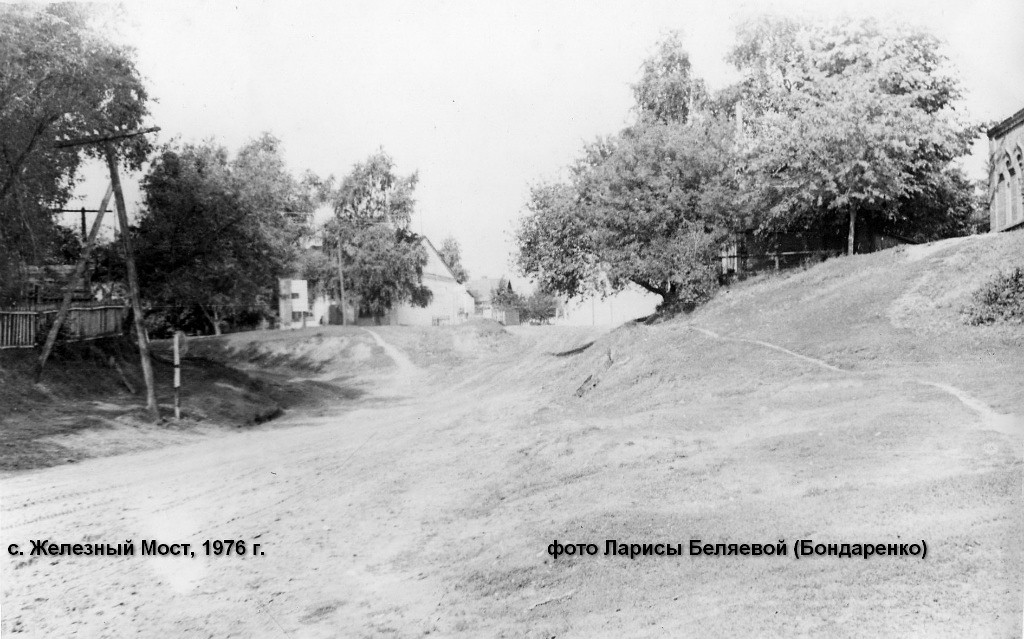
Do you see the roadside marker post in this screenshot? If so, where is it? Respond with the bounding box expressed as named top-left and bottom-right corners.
top-left (173, 331), bottom-right (181, 420)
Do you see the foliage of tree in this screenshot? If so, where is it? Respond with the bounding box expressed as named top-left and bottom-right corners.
top-left (573, 116), bottom-right (740, 309)
top-left (521, 288), bottom-right (559, 324)
top-left (730, 17), bottom-right (979, 253)
top-left (437, 236), bottom-right (469, 283)
top-left (135, 134), bottom-right (305, 334)
top-left (516, 182), bottom-right (599, 301)
top-left (517, 35), bottom-right (740, 312)
top-left (318, 151), bottom-right (431, 320)
top-left (517, 21), bottom-right (979, 317)
top-left (490, 277), bottom-right (521, 309)
top-left (0, 3), bottom-right (150, 304)
top-left (633, 32), bottom-right (708, 125)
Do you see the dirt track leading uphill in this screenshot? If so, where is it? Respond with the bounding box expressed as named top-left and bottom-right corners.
top-left (2, 234), bottom-right (1023, 637)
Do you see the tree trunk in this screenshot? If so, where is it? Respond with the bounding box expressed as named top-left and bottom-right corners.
top-left (199, 304), bottom-right (221, 336)
top-left (336, 244), bottom-right (346, 326)
top-left (847, 209), bottom-right (857, 256)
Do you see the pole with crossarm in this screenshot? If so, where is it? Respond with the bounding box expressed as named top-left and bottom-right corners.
top-left (47, 126), bottom-right (161, 421)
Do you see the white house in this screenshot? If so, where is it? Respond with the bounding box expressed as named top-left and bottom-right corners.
top-left (293, 237), bottom-right (475, 327)
top-left (278, 278), bottom-right (314, 329)
top-left (464, 276), bottom-right (520, 325)
top-left (385, 238), bottom-right (475, 326)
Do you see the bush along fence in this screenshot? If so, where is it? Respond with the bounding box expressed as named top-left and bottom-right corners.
top-left (0, 304), bottom-right (126, 349)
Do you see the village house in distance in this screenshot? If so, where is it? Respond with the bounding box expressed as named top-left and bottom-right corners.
top-left (989, 107), bottom-right (1024, 232)
top-left (279, 236), bottom-right (475, 328)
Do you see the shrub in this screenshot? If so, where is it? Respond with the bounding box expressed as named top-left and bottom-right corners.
top-left (962, 267), bottom-right (1024, 325)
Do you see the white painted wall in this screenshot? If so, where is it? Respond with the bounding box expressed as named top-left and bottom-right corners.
top-left (278, 278), bottom-right (312, 329)
top-left (390, 240), bottom-right (474, 326)
top-left (554, 285), bottom-right (660, 326)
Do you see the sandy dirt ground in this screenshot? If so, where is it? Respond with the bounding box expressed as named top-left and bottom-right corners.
top-left (2, 238), bottom-right (1023, 638)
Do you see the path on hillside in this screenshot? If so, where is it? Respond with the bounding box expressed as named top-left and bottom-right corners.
top-left (364, 329), bottom-right (419, 378)
top-left (688, 324), bottom-right (1021, 437)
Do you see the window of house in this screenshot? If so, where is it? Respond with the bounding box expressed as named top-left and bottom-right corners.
top-left (291, 293), bottom-right (300, 299)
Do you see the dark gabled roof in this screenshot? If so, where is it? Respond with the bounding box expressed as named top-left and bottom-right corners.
top-left (988, 107), bottom-right (1024, 140)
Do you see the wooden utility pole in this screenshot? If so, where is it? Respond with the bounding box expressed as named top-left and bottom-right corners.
top-left (50, 208), bottom-right (106, 242)
top-left (49, 126), bottom-right (161, 421)
top-left (35, 184), bottom-right (113, 382)
top-left (105, 142), bottom-right (158, 421)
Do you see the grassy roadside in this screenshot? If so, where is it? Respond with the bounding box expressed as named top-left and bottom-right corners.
top-left (0, 335), bottom-right (359, 472)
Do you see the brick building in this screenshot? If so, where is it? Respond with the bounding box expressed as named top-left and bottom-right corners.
top-left (988, 107), bottom-right (1024, 232)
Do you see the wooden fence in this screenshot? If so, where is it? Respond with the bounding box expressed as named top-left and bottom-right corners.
top-left (0, 305), bottom-right (126, 349)
top-left (719, 249), bottom-right (842, 275)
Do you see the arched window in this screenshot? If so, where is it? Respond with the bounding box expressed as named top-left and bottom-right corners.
top-left (996, 173), bottom-right (1008, 230)
top-left (1018, 150), bottom-right (1024, 224)
top-left (1009, 156), bottom-right (1022, 225)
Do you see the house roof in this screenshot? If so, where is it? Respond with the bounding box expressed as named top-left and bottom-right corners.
top-left (420, 236), bottom-right (463, 283)
top-left (989, 107), bottom-right (1024, 140)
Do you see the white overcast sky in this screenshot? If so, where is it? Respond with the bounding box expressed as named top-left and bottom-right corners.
top-left (68, 0), bottom-right (1024, 281)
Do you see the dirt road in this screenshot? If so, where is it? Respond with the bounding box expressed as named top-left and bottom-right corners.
top-left (2, 321), bottom-right (1021, 637)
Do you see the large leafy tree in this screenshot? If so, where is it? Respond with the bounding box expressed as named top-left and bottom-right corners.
top-left (135, 134), bottom-right (303, 334)
top-left (731, 17), bottom-right (978, 253)
top-left (517, 35), bottom-right (741, 312)
top-left (0, 3), bottom-right (150, 303)
top-left (321, 151), bottom-right (431, 320)
top-left (573, 117), bottom-right (740, 309)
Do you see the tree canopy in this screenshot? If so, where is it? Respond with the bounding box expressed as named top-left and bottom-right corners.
top-left (517, 35), bottom-right (740, 311)
top-left (0, 3), bottom-right (150, 303)
top-left (516, 20), bottom-right (979, 316)
top-left (321, 151), bottom-right (432, 319)
top-left (731, 17), bottom-right (978, 253)
top-left (135, 134), bottom-right (306, 334)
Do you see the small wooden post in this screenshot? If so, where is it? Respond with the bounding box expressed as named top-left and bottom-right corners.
top-left (105, 143), bottom-right (159, 422)
top-left (173, 331), bottom-right (181, 420)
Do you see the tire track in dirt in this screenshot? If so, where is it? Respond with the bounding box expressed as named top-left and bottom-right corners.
top-left (362, 328), bottom-right (420, 382)
top-left (688, 325), bottom-right (1021, 437)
